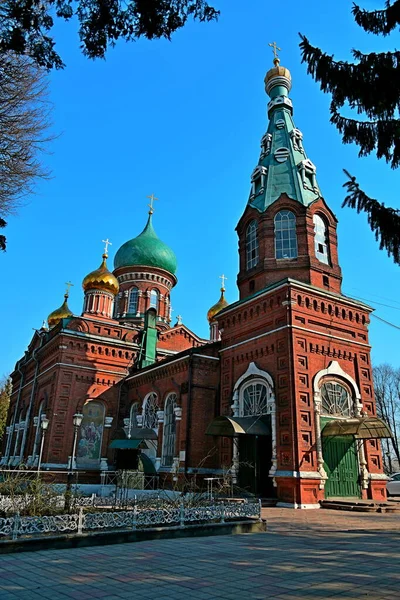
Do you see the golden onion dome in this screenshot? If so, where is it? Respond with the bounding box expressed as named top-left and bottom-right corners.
top-left (82, 253), bottom-right (119, 296)
top-left (207, 287), bottom-right (229, 323)
top-left (48, 293), bottom-right (74, 329)
top-left (264, 57), bottom-right (292, 95)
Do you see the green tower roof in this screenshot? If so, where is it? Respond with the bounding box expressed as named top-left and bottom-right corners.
top-left (114, 213), bottom-right (177, 275)
top-left (247, 59), bottom-right (321, 212)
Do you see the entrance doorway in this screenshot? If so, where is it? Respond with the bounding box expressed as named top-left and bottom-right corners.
top-left (323, 435), bottom-right (361, 498)
top-left (238, 435), bottom-right (274, 497)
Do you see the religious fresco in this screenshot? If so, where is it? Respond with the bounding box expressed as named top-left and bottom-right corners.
top-left (76, 401), bottom-right (105, 466)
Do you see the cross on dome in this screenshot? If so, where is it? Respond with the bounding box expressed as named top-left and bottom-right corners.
top-left (268, 41), bottom-right (281, 66)
top-left (102, 238), bottom-right (112, 255)
top-left (147, 193), bottom-right (158, 214)
top-left (219, 274), bottom-right (227, 290)
top-left (65, 281), bottom-right (74, 297)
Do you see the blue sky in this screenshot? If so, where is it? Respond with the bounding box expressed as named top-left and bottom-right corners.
top-left (1, 0), bottom-right (400, 376)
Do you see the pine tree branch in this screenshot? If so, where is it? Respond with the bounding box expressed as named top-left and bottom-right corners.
top-left (299, 34), bottom-right (400, 119)
top-left (353, 1), bottom-right (400, 36)
top-left (331, 109), bottom-right (400, 168)
top-left (0, 216), bottom-right (6, 251)
top-left (343, 170), bottom-right (400, 265)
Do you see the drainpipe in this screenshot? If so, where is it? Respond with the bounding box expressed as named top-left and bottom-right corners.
top-left (6, 361), bottom-right (25, 464)
top-left (184, 352), bottom-right (194, 475)
top-left (19, 332), bottom-right (45, 463)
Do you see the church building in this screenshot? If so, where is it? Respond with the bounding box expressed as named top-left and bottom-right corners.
top-left (2, 55), bottom-right (390, 507)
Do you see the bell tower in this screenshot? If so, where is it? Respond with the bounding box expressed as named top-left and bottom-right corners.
top-left (236, 51), bottom-right (342, 300)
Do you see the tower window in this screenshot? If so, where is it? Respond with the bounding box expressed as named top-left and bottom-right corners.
top-left (313, 214), bottom-right (329, 265)
top-left (274, 210), bottom-right (298, 259)
top-left (150, 289), bottom-right (159, 310)
top-left (128, 287), bottom-right (138, 314)
top-left (246, 220), bottom-right (259, 270)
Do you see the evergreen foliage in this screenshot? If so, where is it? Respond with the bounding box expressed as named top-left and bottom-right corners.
top-left (0, 0), bottom-right (219, 70)
top-left (0, 52), bottom-right (52, 251)
top-left (300, 2), bottom-right (400, 265)
top-left (0, 377), bottom-right (11, 445)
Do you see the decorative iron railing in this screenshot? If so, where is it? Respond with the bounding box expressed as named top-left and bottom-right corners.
top-left (0, 500), bottom-right (261, 541)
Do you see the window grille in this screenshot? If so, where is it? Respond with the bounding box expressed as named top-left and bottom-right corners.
top-left (274, 210), bottom-right (298, 259)
top-left (162, 394), bottom-right (177, 467)
top-left (241, 381), bottom-right (269, 416)
top-left (143, 393), bottom-right (159, 429)
top-left (321, 382), bottom-right (352, 417)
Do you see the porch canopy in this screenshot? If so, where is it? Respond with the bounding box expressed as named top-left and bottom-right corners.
top-left (322, 416), bottom-right (392, 439)
top-left (109, 439), bottom-right (148, 449)
top-left (206, 415), bottom-right (271, 437)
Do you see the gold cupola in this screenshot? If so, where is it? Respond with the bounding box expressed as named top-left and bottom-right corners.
top-left (47, 289), bottom-right (74, 329)
top-left (207, 277), bottom-right (229, 323)
top-left (264, 42), bottom-right (292, 96)
top-left (82, 253), bottom-right (119, 296)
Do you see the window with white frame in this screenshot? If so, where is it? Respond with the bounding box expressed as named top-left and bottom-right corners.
top-left (313, 214), bottom-right (329, 265)
top-left (162, 393), bottom-right (177, 467)
top-left (274, 210), bottom-right (298, 259)
top-left (321, 381), bottom-right (352, 417)
top-left (149, 289), bottom-right (159, 311)
top-left (240, 380), bottom-right (269, 416)
top-left (128, 287), bottom-right (139, 314)
top-left (246, 220), bottom-right (259, 270)
top-left (143, 393), bottom-right (159, 429)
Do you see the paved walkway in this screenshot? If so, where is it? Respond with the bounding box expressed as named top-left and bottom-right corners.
top-left (0, 508), bottom-right (399, 600)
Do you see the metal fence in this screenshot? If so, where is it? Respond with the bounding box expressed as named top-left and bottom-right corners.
top-left (0, 500), bottom-right (261, 541)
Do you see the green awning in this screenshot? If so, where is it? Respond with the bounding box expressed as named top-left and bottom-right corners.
top-left (109, 439), bottom-right (147, 449)
top-left (322, 417), bottom-right (392, 439)
top-left (206, 415), bottom-right (271, 437)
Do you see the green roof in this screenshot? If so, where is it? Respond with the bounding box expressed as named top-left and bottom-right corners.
top-left (114, 214), bottom-right (177, 275)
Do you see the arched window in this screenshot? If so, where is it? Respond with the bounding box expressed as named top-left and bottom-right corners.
top-left (128, 287), bottom-right (138, 314)
top-left (77, 401), bottom-right (105, 466)
top-left (162, 393), bottom-right (177, 467)
top-left (313, 214), bottom-right (329, 264)
top-left (149, 289), bottom-right (159, 311)
top-left (274, 210), bottom-right (298, 259)
top-left (143, 393), bottom-right (159, 429)
top-left (321, 382), bottom-right (352, 417)
top-left (240, 380), bottom-right (269, 416)
top-left (246, 220), bottom-right (259, 270)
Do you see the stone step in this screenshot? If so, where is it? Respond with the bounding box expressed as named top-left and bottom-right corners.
top-left (321, 499), bottom-right (400, 513)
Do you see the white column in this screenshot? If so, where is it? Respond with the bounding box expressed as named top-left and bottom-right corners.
top-left (314, 392), bottom-right (327, 489)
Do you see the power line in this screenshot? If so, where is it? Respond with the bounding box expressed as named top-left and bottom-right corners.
top-left (371, 313), bottom-right (400, 331)
top-left (343, 292), bottom-right (400, 312)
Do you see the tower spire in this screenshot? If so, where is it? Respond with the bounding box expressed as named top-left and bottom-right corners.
top-left (246, 55), bottom-right (321, 213)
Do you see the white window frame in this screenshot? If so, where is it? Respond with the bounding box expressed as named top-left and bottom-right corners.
top-left (128, 287), bottom-right (139, 314)
top-left (142, 393), bottom-right (159, 430)
top-left (313, 214), bottom-right (329, 265)
top-left (274, 210), bottom-right (298, 260)
top-left (239, 379), bottom-right (270, 417)
top-left (149, 289), bottom-right (159, 311)
top-left (246, 220), bottom-right (259, 270)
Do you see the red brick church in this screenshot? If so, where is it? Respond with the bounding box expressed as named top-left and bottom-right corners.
top-left (2, 56), bottom-right (390, 507)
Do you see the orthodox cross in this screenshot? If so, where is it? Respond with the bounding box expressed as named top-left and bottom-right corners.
top-left (102, 238), bottom-right (112, 254)
top-left (147, 193), bottom-right (158, 214)
top-left (65, 281), bottom-right (74, 296)
top-left (219, 274), bottom-right (227, 289)
top-left (268, 41), bottom-right (281, 65)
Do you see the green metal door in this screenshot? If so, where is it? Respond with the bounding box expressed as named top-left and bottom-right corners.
top-left (323, 435), bottom-right (361, 498)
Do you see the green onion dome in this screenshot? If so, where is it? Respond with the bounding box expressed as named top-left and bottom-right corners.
top-left (114, 214), bottom-right (177, 276)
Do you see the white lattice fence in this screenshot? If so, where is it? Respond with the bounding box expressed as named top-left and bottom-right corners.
top-left (0, 500), bottom-right (261, 541)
